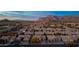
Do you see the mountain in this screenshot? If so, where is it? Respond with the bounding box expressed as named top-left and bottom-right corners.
top-left (39, 15), bottom-right (56, 21)
top-left (38, 15), bottom-right (79, 23)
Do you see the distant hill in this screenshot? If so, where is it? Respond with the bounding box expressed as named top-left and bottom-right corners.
top-left (0, 19), bottom-right (10, 22)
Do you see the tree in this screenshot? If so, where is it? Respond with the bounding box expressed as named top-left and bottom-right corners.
top-left (67, 40), bottom-right (74, 47)
top-left (30, 36), bottom-right (41, 44)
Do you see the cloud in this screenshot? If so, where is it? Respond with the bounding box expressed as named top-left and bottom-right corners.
top-left (0, 11), bottom-right (39, 20)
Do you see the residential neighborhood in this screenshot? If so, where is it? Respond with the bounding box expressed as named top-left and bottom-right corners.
top-left (0, 16), bottom-right (79, 46)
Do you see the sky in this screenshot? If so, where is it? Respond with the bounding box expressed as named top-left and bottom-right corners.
top-left (0, 11), bottom-right (79, 20)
